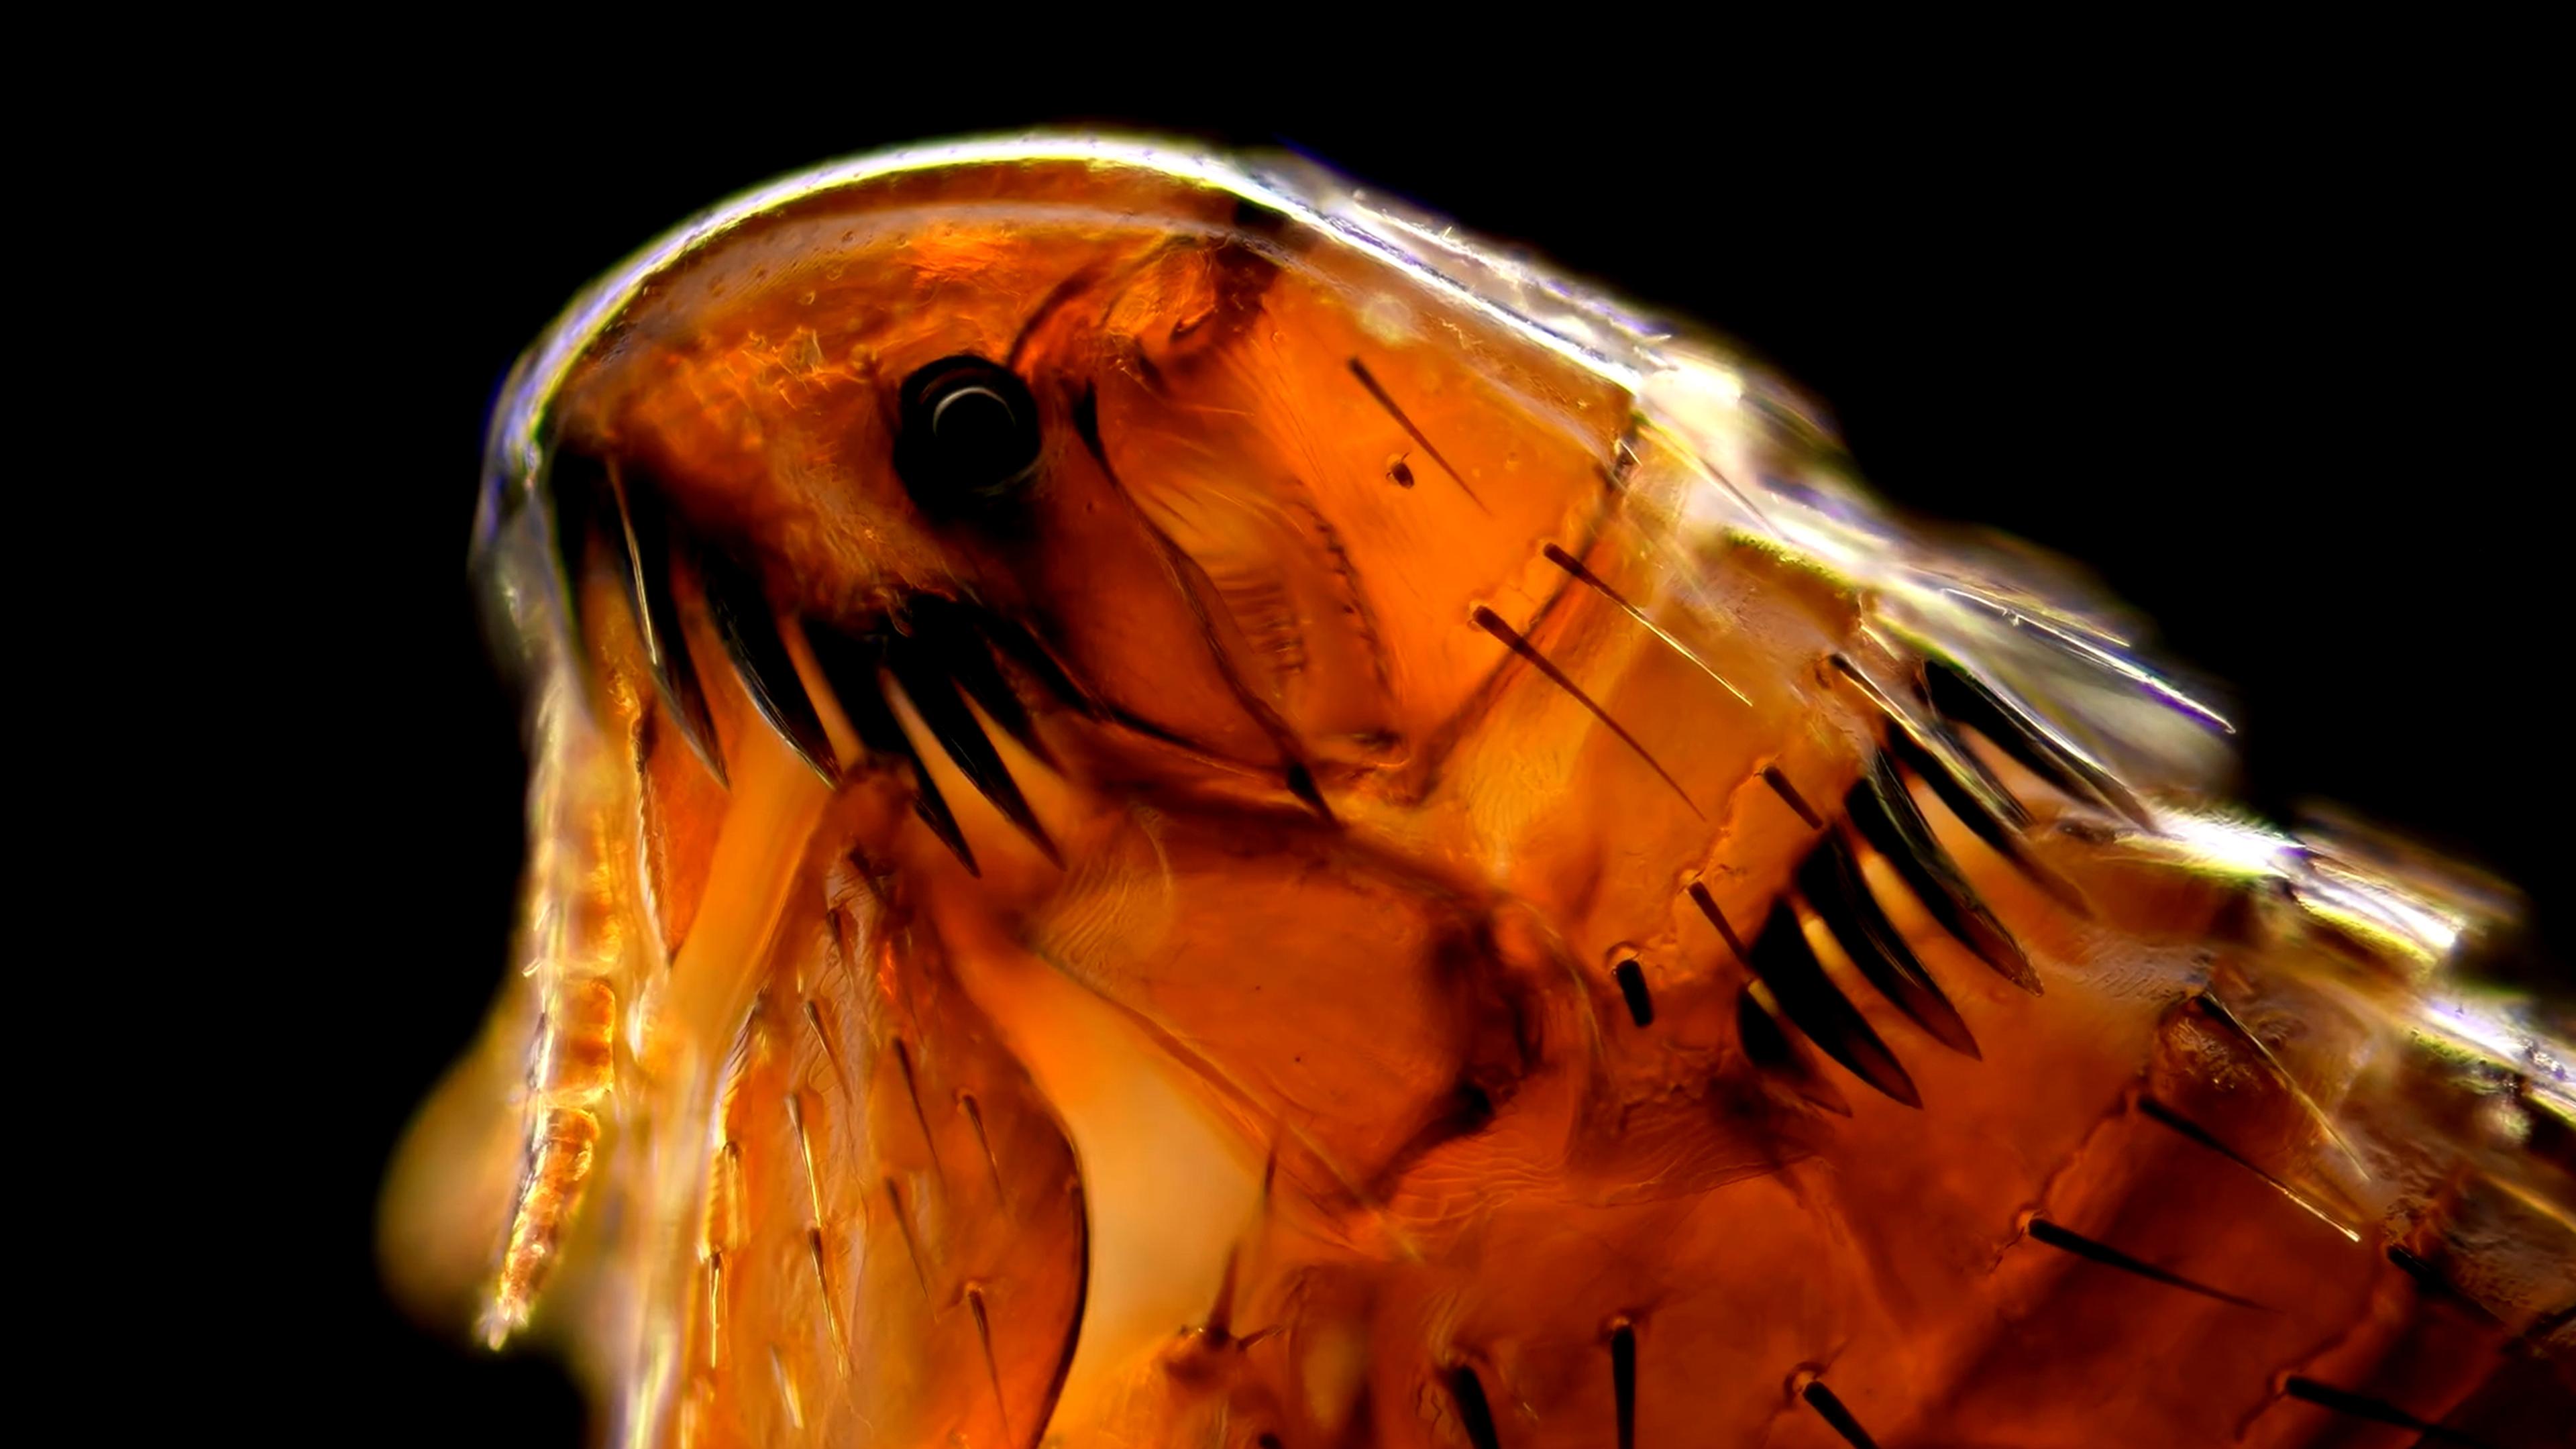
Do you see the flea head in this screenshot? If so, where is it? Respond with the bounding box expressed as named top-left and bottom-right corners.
top-left (485, 141), bottom-right (1641, 804)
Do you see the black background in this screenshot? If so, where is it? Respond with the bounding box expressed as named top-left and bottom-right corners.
top-left (305, 76), bottom-right (2557, 1446)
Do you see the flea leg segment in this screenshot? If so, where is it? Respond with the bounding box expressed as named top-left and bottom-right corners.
top-left (483, 666), bottom-right (645, 1348)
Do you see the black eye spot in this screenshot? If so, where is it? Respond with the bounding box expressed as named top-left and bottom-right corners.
top-left (894, 355), bottom-right (1042, 517)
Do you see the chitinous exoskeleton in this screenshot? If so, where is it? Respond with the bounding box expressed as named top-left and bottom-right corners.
top-left (384, 137), bottom-right (2573, 1449)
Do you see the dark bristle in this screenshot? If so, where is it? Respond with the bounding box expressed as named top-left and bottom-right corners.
top-left (1736, 985), bottom-right (1851, 1116)
top-left (1546, 542), bottom-right (1750, 707)
top-left (1886, 729), bottom-right (2086, 913)
top-left (1444, 1364), bottom-right (1503, 1449)
top-left (1797, 837), bottom-right (1980, 1059)
top-left (1283, 760), bottom-right (1334, 822)
top-left (1203, 1246), bottom-right (1241, 1342)
top-left (2191, 992), bottom-right (2367, 1174)
top-left (2023, 1216), bottom-right (2269, 1310)
top-left (1846, 753), bottom-right (2041, 993)
top-left (1474, 605), bottom-right (1700, 817)
top-left (698, 547), bottom-right (839, 785)
top-left (965, 1284), bottom-right (1010, 1433)
top-left (2386, 1245), bottom-right (2506, 1326)
top-left (1608, 1322), bottom-right (1637, 1449)
top-left (1886, 724), bottom-right (2030, 841)
top-left (1542, 541), bottom-right (1642, 612)
top-left (1745, 902), bottom-right (1921, 1108)
top-left (802, 1000), bottom-right (853, 1101)
top-left (804, 620), bottom-right (980, 876)
top-left (2384, 1242), bottom-right (2438, 1288)
top-left (884, 1177), bottom-right (932, 1301)
top-left (975, 611), bottom-right (1102, 719)
top-left (959, 1092), bottom-right (1006, 1200)
top-left (887, 633), bottom-right (1062, 866)
top-left (1347, 357), bottom-right (1487, 512)
top-left (1799, 1381), bottom-right (1881, 1449)
top-left (1761, 765), bottom-right (1827, 830)
top-left (2135, 1095), bottom-right (2357, 1240)
top-left (600, 459), bottom-right (725, 784)
top-left (541, 446), bottom-right (613, 657)
top-left (2279, 1376), bottom-right (2494, 1446)
top-left (890, 1038), bottom-right (946, 1177)
top-left (1612, 959), bottom-right (1655, 1028)
top-left (805, 1227), bottom-right (842, 1356)
top-left (909, 598), bottom-right (1054, 764)
top-left (1828, 653), bottom-right (2020, 826)
top-left (1923, 657), bottom-right (2155, 828)
top-left (1686, 881), bottom-right (1748, 961)
top-left (906, 791), bottom-right (978, 875)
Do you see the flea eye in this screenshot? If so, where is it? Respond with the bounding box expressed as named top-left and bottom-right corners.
top-left (894, 356), bottom-right (1043, 515)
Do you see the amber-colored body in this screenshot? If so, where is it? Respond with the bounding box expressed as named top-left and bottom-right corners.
top-left (385, 142), bottom-right (2573, 1448)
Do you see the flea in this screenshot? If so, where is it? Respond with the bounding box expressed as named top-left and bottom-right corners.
top-left (384, 136), bottom-right (2573, 1448)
